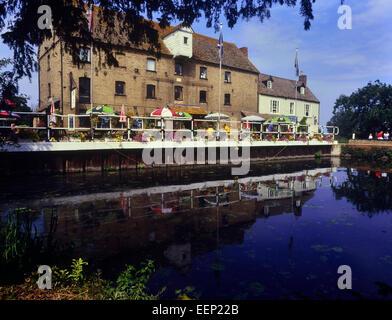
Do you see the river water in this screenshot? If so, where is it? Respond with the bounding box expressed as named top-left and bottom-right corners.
top-left (1, 159), bottom-right (392, 299)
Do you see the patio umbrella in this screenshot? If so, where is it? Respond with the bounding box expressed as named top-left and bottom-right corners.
top-left (86, 105), bottom-right (116, 115)
top-left (151, 107), bottom-right (177, 117)
top-left (175, 111), bottom-right (192, 118)
top-left (49, 100), bottom-right (56, 124)
top-left (119, 104), bottom-right (126, 122)
top-left (0, 110), bottom-right (20, 118)
top-left (205, 112), bottom-right (229, 120)
top-left (241, 115), bottom-right (265, 122)
top-left (264, 116), bottom-right (292, 124)
top-left (0, 98), bottom-right (16, 109)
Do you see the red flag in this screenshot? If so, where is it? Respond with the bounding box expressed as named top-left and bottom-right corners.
top-left (88, 4), bottom-right (94, 33)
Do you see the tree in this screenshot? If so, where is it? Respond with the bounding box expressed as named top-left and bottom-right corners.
top-left (0, 0), bottom-right (339, 79)
top-left (327, 81), bottom-right (392, 138)
top-left (0, 58), bottom-right (32, 123)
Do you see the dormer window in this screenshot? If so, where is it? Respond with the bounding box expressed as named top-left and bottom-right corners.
top-left (184, 37), bottom-right (188, 44)
top-left (300, 87), bottom-right (305, 95)
top-left (267, 80), bottom-right (272, 89)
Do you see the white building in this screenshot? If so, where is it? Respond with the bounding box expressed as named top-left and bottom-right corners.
top-left (258, 73), bottom-right (320, 134)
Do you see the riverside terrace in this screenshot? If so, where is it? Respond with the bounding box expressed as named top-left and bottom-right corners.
top-left (0, 112), bottom-right (339, 175)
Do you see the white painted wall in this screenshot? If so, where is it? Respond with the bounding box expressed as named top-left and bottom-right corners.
top-left (163, 27), bottom-right (193, 58)
top-left (258, 94), bottom-right (320, 134)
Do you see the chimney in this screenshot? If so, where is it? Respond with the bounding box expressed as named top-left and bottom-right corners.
top-left (239, 47), bottom-right (248, 57)
top-left (299, 72), bottom-right (307, 86)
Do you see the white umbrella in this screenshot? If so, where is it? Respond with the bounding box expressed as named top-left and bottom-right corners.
top-left (205, 112), bottom-right (229, 120)
top-left (241, 115), bottom-right (265, 122)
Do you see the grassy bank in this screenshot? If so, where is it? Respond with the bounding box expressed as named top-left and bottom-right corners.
top-left (341, 145), bottom-right (392, 169)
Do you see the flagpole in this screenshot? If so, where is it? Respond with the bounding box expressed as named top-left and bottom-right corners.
top-left (295, 48), bottom-right (298, 135)
top-left (218, 22), bottom-right (222, 133)
top-left (89, 4), bottom-right (94, 140)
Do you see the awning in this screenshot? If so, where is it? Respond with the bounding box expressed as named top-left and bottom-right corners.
top-left (168, 104), bottom-right (207, 115)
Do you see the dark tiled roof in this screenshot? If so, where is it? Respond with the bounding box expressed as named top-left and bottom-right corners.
top-left (192, 34), bottom-right (259, 74)
top-left (168, 104), bottom-right (207, 115)
top-left (89, 9), bottom-right (259, 74)
top-left (258, 73), bottom-right (320, 103)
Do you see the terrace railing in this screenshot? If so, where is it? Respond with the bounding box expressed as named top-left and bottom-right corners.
top-left (0, 112), bottom-right (338, 143)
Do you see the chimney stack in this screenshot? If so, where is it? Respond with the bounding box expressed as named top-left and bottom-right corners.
top-left (239, 47), bottom-right (248, 57)
top-left (299, 72), bottom-right (307, 86)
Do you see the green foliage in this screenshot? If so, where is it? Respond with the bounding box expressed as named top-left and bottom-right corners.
top-left (52, 258), bottom-right (88, 287)
top-left (327, 81), bottom-right (392, 139)
top-left (297, 117), bottom-right (308, 133)
top-left (103, 260), bottom-right (161, 300)
top-left (2, 1), bottom-right (320, 79)
top-left (0, 208), bottom-right (42, 264)
top-left (314, 150), bottom-right (322, 158)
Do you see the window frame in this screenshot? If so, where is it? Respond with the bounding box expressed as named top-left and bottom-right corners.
top-left (267, 80), bottom-right (273, 89)
top-left (48, 83), bottom-right (51, 99)
top-left (270, 100), bottom-right (279, 114)
top-left (289, 102), bottom-right (295, 115)
top-left (199, 90), bottom-right (207, 103)
top-left (174, 86), bottom-right (183, 101)
top-left (47, 54), bottom-right (50, 71)
top-left (79, 77), bottom-right (91, 103)
top-left (68, 114), bottom-right (75, 131)
top-left (224, 93), bottom-right (231, 106)
top-left (300, 86), bottom-right (305, 95)
top-left (115, 81), bottom-right (126, 96)
top-left (175, 62), bottom-right (183, 76)
top-left (224, 71), bottom-right (231, 83)
top-left (304, 104), bottom-right (311, 117)
top-left (200, 67), bottom-right (207, 79)
top-left (78, 47), bottom-right (91, 63)
top-left (184, 37), bottom-right (188, 44)
top-left (146, 84), bottom-right (156, 99)
top-left (146, 58), bottom-right (156, 72)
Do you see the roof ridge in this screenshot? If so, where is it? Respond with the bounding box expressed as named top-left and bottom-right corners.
top-left (194, 33), bottom-right (236, 46)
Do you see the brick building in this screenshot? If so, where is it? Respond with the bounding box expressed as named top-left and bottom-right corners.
top-left (38, 14), bottom-right (260, 124)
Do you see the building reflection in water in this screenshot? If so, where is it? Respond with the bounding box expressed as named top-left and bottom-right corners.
top-left (24, 167), bottom-right (335, 273)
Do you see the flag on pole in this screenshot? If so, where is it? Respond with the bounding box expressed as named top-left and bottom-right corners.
top-left (88, 4), bottom-right (94, 33)
top-left (218, 23), bottom-right (223, 62)
top-left (294, 48), bottom-right (299, 77)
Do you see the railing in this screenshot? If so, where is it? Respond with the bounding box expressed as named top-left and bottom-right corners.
top-left (0, 112), bottom-right (338, 143)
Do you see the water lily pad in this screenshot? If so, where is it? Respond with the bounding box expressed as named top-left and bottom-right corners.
top-left (249, 282), bottom-right (265, 295)
top-left (320, 255), bottom-right (328, 262)
top-left (210, 263), bottom-right (225, 271)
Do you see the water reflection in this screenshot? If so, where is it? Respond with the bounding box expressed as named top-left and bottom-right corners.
top-left (3, 163), bottom-right (392, 299)
top-left (332, 168), bottom-right (392, 215)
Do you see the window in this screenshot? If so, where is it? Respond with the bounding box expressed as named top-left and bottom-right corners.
top-left (224, 71), bottom-right (231, 83)
top-left (79, 47), bottom-right (91, 62)
top-left (224, 93), bottom-right (231, 105)
top-left (290, 102), bottom-right (295, 115)
top-left (115, 81), bottom-right (125, 95)
top-left (47, 54), bottom-right (50, 71)
top-left (184, 37), bottom-right (188, 44)
top-left (200, 67), bottom-right (207, 79)
top-left (146, 58), bottom-right (156, 71)
top-left (300, 86), bottom-right (305, 95)
top-left (270, 100), bottom-right (279, 113)
top-left (68, 114), bottom-right (75, 131)
top-left (174, 86), bottom-right (183, 100)
top-left (175, 63), bottom-right (183, 76)
top-left (79, 77), bottom-right (90, 103)
top-left (200, 90), bottom-right (207, 103)
top-left (267, 80), bottom-right (272, 89)
top-left (304, 104), bottom-right (310, 117)
top-left (146, 84), bottom-right (156, 99)
top-left (48, 83), bottom-right (51, 98)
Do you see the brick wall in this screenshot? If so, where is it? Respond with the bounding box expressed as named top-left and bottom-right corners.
top-left (39, 41), bottom-right (259, 121)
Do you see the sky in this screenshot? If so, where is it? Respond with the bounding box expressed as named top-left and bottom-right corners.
top-left (1, 0), bottom-right (391, 124)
